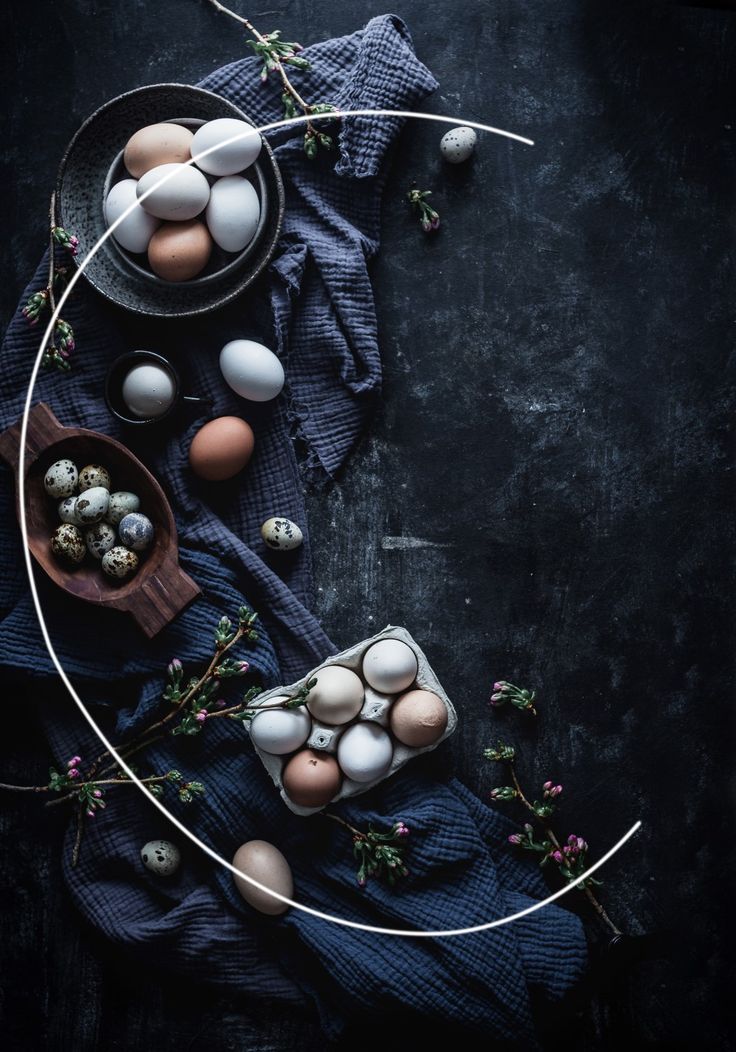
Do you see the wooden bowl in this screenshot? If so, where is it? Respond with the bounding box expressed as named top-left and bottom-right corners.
top-left (0, 403), bottom-right (200, 637)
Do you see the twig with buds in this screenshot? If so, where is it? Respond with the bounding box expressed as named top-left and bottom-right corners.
top-left (326, 813), bottom-right (411, 888)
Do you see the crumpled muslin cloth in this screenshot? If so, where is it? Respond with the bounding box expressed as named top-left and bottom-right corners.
top-left (0, 14), bottom-right (586, 1043)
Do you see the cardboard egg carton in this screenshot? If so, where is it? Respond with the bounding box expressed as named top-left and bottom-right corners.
top-left (245, 625), bottom-right (458, 815)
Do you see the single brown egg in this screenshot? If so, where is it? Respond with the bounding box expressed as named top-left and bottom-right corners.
top-left (124, 123), bottom-right (195, 179)
top-left (189, 416), bottom-right (255, 481)
top-left (147, 220), bottom-right (212, 282)
top-left (282, 749), bottom-right (342, 808)
top-left (390, 689), bottom-right (448, 748)
top-left (232, 840), bottom-right (293, 916)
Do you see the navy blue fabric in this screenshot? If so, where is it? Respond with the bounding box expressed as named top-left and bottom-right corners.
top-left (0, 15), bottom-right (587, 1043)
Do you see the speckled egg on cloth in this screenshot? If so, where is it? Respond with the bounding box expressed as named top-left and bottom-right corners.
top-left (140, 839), bottom-right (181, 877)
top-left (440, 125), bottom-right (477, 163)
top-left (118, 512), bottom-right (154, 551)
top-left (260, 517), bottom-right (303, 551)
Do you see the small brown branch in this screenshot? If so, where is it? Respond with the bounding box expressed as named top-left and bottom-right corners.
top-left (0, 782), bottom-right (50, 793)
top-left (71, 805), bottom-right (84, 868)
top-left (325, 812), bottom-right (363, 839)
top-left (508, 761), bottom-right (621, 936)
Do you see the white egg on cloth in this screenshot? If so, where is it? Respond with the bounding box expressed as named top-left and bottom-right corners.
top-left (306, 665), bottom-right (364, 725)
top-left (104, 179), bottom-right (161, 254)
top-left (439, 125), bottom-right (478, 164)
top-left (44, 458), bottom-right (77, 498)
top-left (260, 517), bottom-right (303, 551)
top-left (249, 697), bottom-right (311, 755)
top-left (232, 840), bottom-right (292, 915)
top-left (101, 546), bottom-right (139, 580)
top-left (219, 339), bottom-right (284, 402)
top-left (85, 522), bottom-right (117, 560)
top-left (136, 163), bottom-right (210, 221)
top-left (337, 723), bottom-right (394, 783)
top-left (141, 839), bottom-right (181, 877)
top-left (121, 363), bottom-right (176, 419)
top-left (191, 118), bottom-right (262, 177)
top-left (206, 176), bottom-right (260, 252)
top-left (106, 491), bottom-right (140, 525)
top-left (362, 638), bottom-right (418, 694)
top-left (74, 486), bottom-right (110, 525)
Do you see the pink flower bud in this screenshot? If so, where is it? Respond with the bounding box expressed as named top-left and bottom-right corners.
top-left (493, 681), bottom-right (504, 691)
top-left (93, 790), bottom-right (102, 798)
top-left (195, 710), bottom-right (207, 723)
top-left (508, 833), bottom-right (522, 845)
top-left (68, 768), bottom-right (80, 780)
top-left (86, 810), bottom-right (95, 818)
top-left (543, 780), bottom-right (552, 791)
top-left (67, 756), bottom-right (81, 767)
top-left (552, 850), bottom-right (563, 864)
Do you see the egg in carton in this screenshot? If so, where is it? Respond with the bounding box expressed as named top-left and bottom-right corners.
top-left (245, 625), bottom-right (458, 815)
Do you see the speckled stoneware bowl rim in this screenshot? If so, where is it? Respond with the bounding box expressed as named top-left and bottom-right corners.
top-left (102, 116), bottom-right (271, 289)
top-left (56, 83), bottom-right (286, 319)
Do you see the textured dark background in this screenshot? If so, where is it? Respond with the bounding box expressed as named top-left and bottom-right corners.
top-left (1, 1), bottom-right (734, 1049)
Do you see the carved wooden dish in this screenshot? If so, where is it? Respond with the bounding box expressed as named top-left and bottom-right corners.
top-left (0, 402), bottom-right (200, 637)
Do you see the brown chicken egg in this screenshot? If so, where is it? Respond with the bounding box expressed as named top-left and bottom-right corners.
top-left (232, 840), bottom-right (293, 915)
top-left (189, 416), bottom-right (255, 481)
top-left (124, 122), bottom-right (195, 179)
top-left (389, 689), bottom-right (448, 748)
top-left (147, 220), bottom-right (212, 282)
top-left (282, 749), bottom-right (342, 808)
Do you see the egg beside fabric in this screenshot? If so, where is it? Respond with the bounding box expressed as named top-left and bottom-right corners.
top-left (232, 840), bottom-right (293, 915)
top-left (219, 339), bottom-right (285, 402)
top-left (104, 179), bottom-right (161, 255)
top-left (439, 125), bottom-right (478, 164)
top-left (191, 118), bottom-right (262, 177)
top-left (260, 517), bottom-right (303, 551)
top-left (205, 176), bottom-right (261, 252)
top-left (189, 416), bottom-right (255, 481)
top-left (140, 839), bottom-right (181, 876)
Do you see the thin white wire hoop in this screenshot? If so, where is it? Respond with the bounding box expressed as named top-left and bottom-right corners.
top-left (18, 108), bottom-right (641, 934)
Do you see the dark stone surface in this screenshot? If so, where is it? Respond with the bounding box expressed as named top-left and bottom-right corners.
top-left (1, 1), bottom-right (734, 1049)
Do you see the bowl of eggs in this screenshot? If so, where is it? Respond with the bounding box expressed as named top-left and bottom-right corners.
top-left (0, 402), bottom-right (200, 637)
top-left (57, 84), bottom-right (285, 318)
top-left (247, 626), bottom-right (458, 815)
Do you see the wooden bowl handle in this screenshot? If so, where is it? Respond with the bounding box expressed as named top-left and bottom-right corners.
top-left (0, 403), bottom-right (67, 474)
top-left (121, 556), bottom-right (201, 638)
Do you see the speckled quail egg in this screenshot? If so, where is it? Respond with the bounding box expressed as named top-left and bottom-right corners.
top-left (50, 523), bottom-right (85, 564)
top-left (101, 545), bottom-right (139, 579)
top-left (261, 516), bottom-right (303, 551)
top-left (439, 125), bottom-right (478, 164)
top-left (74, 486), bottom-right (110, 525)
top-left (140, 839), bottom-right (181, 877)
top-left (58, 496), bottom-right (80, 524)
top-left (118, 512), bottom-right (154, 552)
top-left (106, 491), bottom-right (140, 526)
top-left (44, 459), bottom-right (78, 498)
top-left (78, 464), bottom-right (112, 492)
top-left (85, 522), bottom-right (117, 560)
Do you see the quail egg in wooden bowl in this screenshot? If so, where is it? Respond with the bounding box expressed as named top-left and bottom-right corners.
top-left (56, 84), bottom-right (285, 318)
top-left (0, 403), bottom-right (200, 638)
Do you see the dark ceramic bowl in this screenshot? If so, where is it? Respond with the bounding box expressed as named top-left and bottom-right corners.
top-left (57, 84), bottom-right (285, 318)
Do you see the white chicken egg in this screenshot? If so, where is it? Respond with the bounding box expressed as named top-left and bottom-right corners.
top-left (191, 118), bottom-right (262, 177)
top-left (337, 723), bottom-right (394, 783)
top-left (205, 176), bottom-right (260, 253)
top-left (121, 363), bottom-right (176, 419)
top-left (104, 179), bottom-right (161, 254)
top-left (306, 665), bottom-right (364, 726)
top-left (136, 163), bottom-right (210, 221)
top-left (219, 339), bottom-right (284, 402)
top-left (362, 638), bottom-right (418, 694)
top-left (249, 697), bottom-right (312, 755)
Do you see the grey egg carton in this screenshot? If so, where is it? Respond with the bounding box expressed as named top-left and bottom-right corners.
top-left (245, 625), bottom-right (458, 815)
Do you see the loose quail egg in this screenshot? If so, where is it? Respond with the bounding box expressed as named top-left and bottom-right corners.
top-left (78, 464), bottom-right (112, 492)
top-left (261, 517), bottom-right (303, 551)
top-left (85, 522), bottom-right (117, 560)
top-left (439, 125), bottom-right (478, 164)
top-left (140, 839), bottom-right (181, 877)
top-left (74, 486), bottom-right (110, 525)
top-left (118, 512), bottom-right (154, 552)
top-left (50, 523), bottom-right (85, 564)
top-left (101, 546), bottom-right (139, 579)
top-left (44, 459), bottom-right (78, 498)
top-left (58, 496), bottom-right (80, 524)
top-left (106, 491), bottom-right (141, 525)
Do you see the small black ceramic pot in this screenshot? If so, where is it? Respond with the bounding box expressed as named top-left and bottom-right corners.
top-left (105, 350), bottom-right (208, 426)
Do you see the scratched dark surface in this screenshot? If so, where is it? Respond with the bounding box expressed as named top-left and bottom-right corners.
top-left (1, 1), bottom-right (734, 1049)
